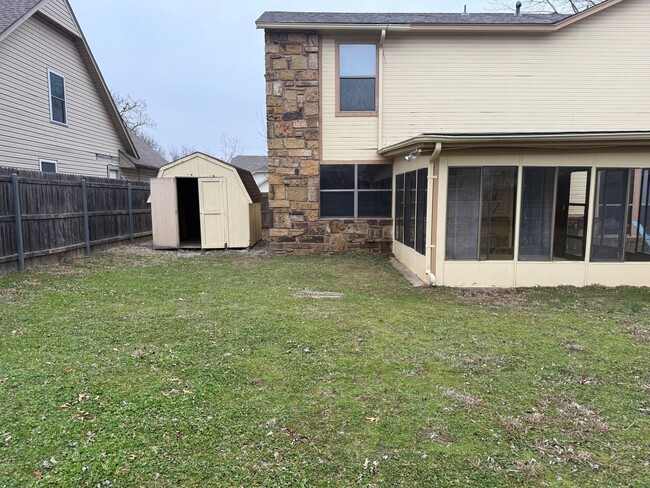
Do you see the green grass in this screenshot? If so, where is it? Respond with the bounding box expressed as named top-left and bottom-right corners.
top-left (0, 246), bottom-right (648, 487)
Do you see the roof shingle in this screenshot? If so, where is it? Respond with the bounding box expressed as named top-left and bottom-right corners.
top-left (0, 0), bottom-right (41, 35)
top-left (256, 11), bottom-right (571, 26)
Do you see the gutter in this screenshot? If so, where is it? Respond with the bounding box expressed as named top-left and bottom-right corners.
top-left (425, 143), bottom-right (442, 286)
top-left (378, 131), bottom-right (650, 157)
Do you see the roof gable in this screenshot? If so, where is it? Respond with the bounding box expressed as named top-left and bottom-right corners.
top-left (39, 0), bottom-right (79, 36)
top-left (0, 0), bottom-right (42, 38)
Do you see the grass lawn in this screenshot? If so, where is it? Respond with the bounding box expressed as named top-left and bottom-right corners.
top-left (0, 246), bottom-right (649, 487)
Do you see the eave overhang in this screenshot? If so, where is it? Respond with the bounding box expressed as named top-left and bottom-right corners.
top-left (378, 131), bottom-right (650, 158)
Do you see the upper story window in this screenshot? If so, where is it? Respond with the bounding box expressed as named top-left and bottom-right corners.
top-left (48, 69), bottom-right (67, 125)
top-left (338, 44), bottom-right (377, 114)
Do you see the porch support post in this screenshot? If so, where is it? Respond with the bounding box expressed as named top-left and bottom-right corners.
top-left (425, 143), bottom-right (442, 286)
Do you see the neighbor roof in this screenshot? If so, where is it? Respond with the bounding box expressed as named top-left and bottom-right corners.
top-left (230, 155), bottom-right (269, 174)
top-left (121, 130), bottom-right (168, 171)
top-left (256, 11), bottom-right (570, 26)
top-left (0, 0), bottom-right (40, 36)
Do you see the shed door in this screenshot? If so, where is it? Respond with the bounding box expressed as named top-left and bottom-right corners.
top-left (199, 178), bottom-right (228, 249)
top-left (150, 178), bottom-right (180, 249)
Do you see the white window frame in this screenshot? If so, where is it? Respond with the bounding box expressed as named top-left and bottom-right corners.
top-left (39, 159), bottom-right (58, 173)
top-left (107, 166), bottom-right (120, 179)
top-left (47, 68), bottom-right (68, 125)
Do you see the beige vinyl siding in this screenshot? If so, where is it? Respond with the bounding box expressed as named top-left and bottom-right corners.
top-left (39, 0), bottom-right (80, 36)
top-left (120, 167), bottom-right (158, 182)
top-left (322, 0), bottom-right (650, 158)
top-left (321, 35), bottom-right (380, 161)
top-left (0, 16), bottom-right (125, 176)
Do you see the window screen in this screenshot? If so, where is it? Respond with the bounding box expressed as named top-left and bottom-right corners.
top-left (446, 168), bottom-right (481, 260)
top-left (40, 160), bottom-right (57, 173)
top-left (415, 168), bottom-right (428, 255)
top-left (626, 169), bottom-right (650, 261)
top-left (592, 169), bottom-right (629, 262)
top-left (395, 174), bottom-right (405, 243)
top-left (480, 167), bottom-right (518, 261)
top-left (519, 167), bottom-right (555, 261)
top-left (320, 164), bottom-right (392, 218)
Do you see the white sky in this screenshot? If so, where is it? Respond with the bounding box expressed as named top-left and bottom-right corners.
top-left (69, 1), bottom-right (502, 156)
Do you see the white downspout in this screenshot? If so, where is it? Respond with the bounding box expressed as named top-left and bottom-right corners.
top-left (425, 142), bottom-right (442, 286)
top-left (377, 28), bottom-right (387, 150)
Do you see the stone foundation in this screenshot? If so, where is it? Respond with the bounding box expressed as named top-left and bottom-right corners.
top-left (265, 30), bottom-right (392, 255)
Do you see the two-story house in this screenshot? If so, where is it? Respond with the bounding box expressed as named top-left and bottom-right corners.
top-left (0, 0), bottom-right (166, 180)
top-left (258, 0), bottom-right (650, 288)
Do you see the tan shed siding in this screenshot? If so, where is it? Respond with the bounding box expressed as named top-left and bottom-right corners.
top-left (39, 0), bottom-right (80, 36)
top-left (0, 16), bottom-right (125, 176)
top-left (321, 35), bottom-right (380, 161)
top-left (322, 0), bottom-right (650, 156)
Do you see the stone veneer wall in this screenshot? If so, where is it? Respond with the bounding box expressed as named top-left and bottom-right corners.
top-left (265, 31), bottom-right (393, 256)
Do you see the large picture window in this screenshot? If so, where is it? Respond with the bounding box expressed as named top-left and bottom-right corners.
top-left (591, 168), bottom-right (650, 262)
top-left (338, 44), bottom-right (377, 113)
top-left (395, 168), bottom-right (428, 255)
top-left (320, 164), bottom-right (391, 218)
top-left (519, 167), bottom-right (592, 262)
top-left (446, 167), bottom-right (517, 261)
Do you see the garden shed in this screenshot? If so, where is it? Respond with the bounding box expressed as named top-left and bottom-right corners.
top-left (150, 153), bottom-right (263, 250)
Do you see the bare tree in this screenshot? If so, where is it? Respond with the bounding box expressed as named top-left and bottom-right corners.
top-left (166, 144), bottom-right (199, 162)
top-left (489, 0), bottom-right (604, 14)
top-left (111, 90), bottom-right (157, 133)
top-left (218, 133), bottom-right (243, 163)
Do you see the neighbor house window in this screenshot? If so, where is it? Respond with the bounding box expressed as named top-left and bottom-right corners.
top-left (395, 168), bottom-right (428, 255)
top-left (519, 167), bottom-right (592, 261)
top-left (40, 159), bottom-right (58, 173)
top-left (338, 44), bottom-right (377, 113)
top-left (446, 167), bottom-right (518, 261)
top-left (591, 168), bottom-right (650, 262)
top-left (320, 164), bottom-right (391, 218)
top-left (108, 168), bottom-right (119, 179)
top-left (48, 69), bottom-right (67, 124)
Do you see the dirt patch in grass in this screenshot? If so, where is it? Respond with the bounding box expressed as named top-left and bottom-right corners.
top-left (628, 325), bottom-right (650, 343)
top-left (294, 290), bottom-right (344, 299)
top-left (419, 427), bottom-right (454, 446)
top-left (440, 388), bottom-right (483, 409)
top-left (448, 288), bottom-right (539, 310)
top-left (562, 343), bottom-right (588, 353)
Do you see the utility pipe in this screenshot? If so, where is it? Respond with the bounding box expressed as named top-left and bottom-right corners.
top-left (425, 143), bottom-right (442, 286)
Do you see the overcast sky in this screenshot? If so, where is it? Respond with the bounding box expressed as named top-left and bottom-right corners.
top-left (69, 1), bottom-right (500, 157)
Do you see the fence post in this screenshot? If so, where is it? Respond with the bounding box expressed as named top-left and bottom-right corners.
top-left (11, 174), bottom-right (25, 272)
top-left (127, 183), bottom-right (134, 242)
top-left (81, 179), bottom-right (90, 255)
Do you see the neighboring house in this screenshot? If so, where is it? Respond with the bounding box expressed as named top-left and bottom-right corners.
top-left (231, 155), bottom-right (269, 193)
top-left (257, 0), bottom-right (650, 288)
top-left (0, 0), bottom-right (160, 180)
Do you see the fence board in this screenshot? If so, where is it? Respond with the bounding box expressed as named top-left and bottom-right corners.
top-left (0, 167), bottom-right (152, 274)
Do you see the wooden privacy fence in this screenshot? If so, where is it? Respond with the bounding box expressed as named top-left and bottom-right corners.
top-left (0, 167), bottom-right (152, 273)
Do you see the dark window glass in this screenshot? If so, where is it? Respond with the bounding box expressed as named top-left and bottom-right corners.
top-left (625, 169), bottom-right (650, 261)
top-left (359, 192), bottom-right (391, 218)
top-left (40, 161), bottom-right (57, 173)
top-left (395, 174), bottom-right (405, 243)
top-left (49, 71), bottom-right (66, 124)
top-left (404, 171), bottom-right (416, 249)
top-left (339, 44), bottom-right (376, 113)
top-left (320, 164), bottom-right (392, 219)
top-left (592, 169), bottom-right (629, 262)
top-left (446, 168), bottom-right (481, 260)
top-left (340, 79), bottom-right (376, 112)
top-left (358, 164), bottom-right (391, 189)
top-left (520, 167), bottom-right (555, 261)
top-left (321, 192), bottom-right (354, 218)
top-left (321, 165), bottom-right (354, 190)
top-left (415, 168), bottom-right (428, 255)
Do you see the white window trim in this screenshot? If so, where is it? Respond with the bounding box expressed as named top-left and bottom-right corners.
top-left (39, 159), bottom-right (58, 173)
top-left (47, 68), bottom-right (68, 126)
top-left (107, 166), bottom-right (120, 179)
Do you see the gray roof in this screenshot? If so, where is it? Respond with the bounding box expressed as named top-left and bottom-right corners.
top-left (230, 155), bottom-right (268, 174)
top-left (123, 130), bottom-right (168, 170)
top-left (257, 11), bottom-right (571, 26)
top-left (0, 0), bottom-right (41, 35)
